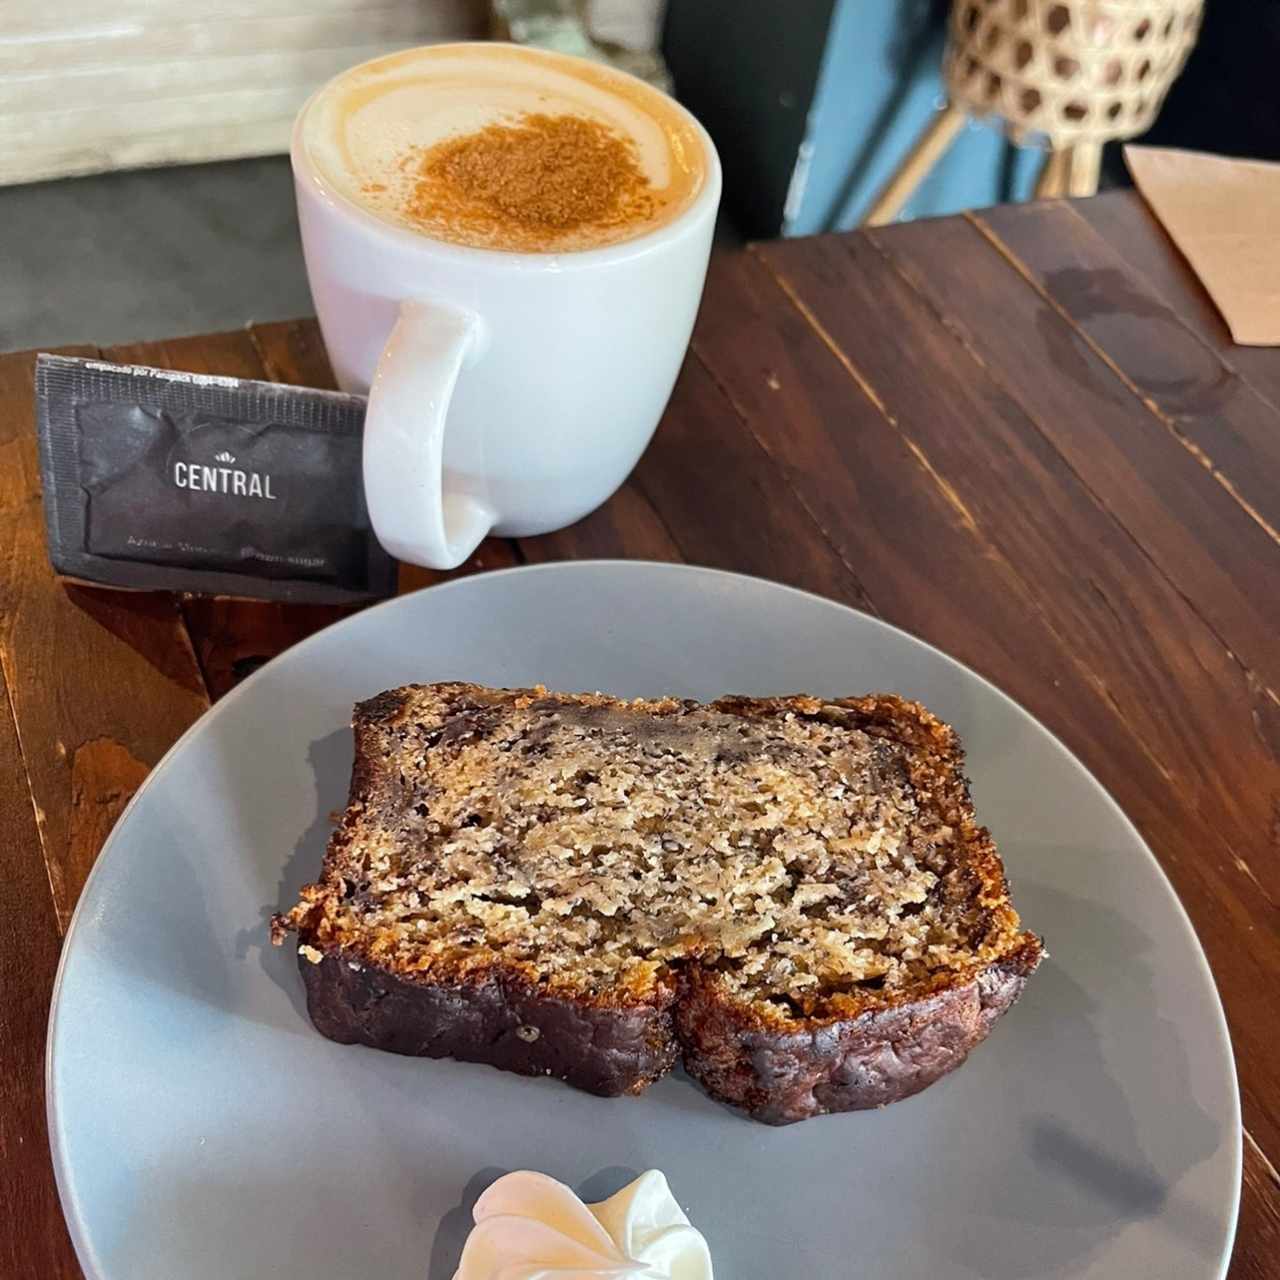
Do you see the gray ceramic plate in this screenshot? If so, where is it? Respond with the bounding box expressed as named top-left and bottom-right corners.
top-left (49, 562), bottom-right (1240, 1279)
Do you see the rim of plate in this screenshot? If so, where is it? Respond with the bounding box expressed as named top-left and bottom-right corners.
top-left (45, 559), bottom-right (1242, 1279)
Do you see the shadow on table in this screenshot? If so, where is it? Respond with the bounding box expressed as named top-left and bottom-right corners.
top-left (64, 583), bottom-right (210, 697)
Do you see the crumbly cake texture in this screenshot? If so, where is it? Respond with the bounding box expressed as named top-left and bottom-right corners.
top-left (274, 683), bottom-right (1043, 1123)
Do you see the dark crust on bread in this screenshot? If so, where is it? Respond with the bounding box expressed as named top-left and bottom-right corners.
top-left (276, 683), bottom-right (1043, 1122)
top-left (675, 935), bottom-right (1042, 1124)
top-left (300, 949), bottom-right (678, 1096)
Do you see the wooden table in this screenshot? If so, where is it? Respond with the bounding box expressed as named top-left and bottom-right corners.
top-left (2, 191), bottom-right (1277, 1277)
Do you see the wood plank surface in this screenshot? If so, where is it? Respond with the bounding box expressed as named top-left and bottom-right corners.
top-left (694, 246), bottom-right (1267, 862)
top-left (4, 195), bottom-right (1275, 1277)
top-left (748, 230), bottom-right (1280, 1160)
top-left (519, 481), bottom-right (681, 564)
top-left (865, 213), bottom-right (1280, 697)
top-left (632, 357), bottom-right (875, 609)
top-left (720, 230), bottom-right (1278, 1278)
top-left (1072, 191), bottom-right (1280, 413)
top-left (690, 252), bottom-right (1055, 680)
top-left (0, 658), bottom-right (80, 1280)
top-left (973, 201), bottom-right (1280, 550)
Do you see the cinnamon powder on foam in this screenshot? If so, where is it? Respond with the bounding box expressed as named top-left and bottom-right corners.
top-left (381, 112), bottom-right (657, 251)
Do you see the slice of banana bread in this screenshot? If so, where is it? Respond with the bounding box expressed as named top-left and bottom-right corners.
top-left (273, 682), bottom-right (1042, 1124)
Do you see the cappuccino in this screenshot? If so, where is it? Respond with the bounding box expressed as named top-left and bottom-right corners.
top-left (298, 43), bottom-right (707, 253)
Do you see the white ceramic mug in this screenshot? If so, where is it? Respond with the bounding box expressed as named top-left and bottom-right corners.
top-left (291, 48), bottom-right (721, 570)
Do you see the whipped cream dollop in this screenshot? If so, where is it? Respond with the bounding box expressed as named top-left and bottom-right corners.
top-left (452, 1169), bottom-right (713, 1280)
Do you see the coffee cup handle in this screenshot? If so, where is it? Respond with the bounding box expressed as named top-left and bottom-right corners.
top-left (363, 298), bottom-right (494, 570)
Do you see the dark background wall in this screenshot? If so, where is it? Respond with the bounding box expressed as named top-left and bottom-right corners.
top-left (1106, 0), bottom-right (1280, 180)
top-left (666, 0), bottom-right (1279, 239)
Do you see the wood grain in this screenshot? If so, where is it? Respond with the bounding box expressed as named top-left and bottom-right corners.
top-left (865, 212), bottom-right (1280, 696)
top-left (629, 356), bottom-right (876, 610)
top-left (755, 228), bottom-right (1280, 885)
top-left (179, 596), bottom-right (359, 700)
top-left (0, 661), bottom-right (80, 1279)
top-left (691, 252), bottom-right (1050, 680)
top-left (713, 240), bottom-right (1280, 1162)
top-left (1236, 1135), bottom-right (1280, 1280)
top-left (699, 236), bottom-right (1278, 1272)
top-left (1072, 192), bottom-right (1280, 413)
top-left (0, 347), bottom-right (210, 932)
top-left (249, 317), bottom-right (341, 391)
top-left (519, 481), bottom-right (681, 564)
top-left (182, 539), bottom-right (522, 699)
top-left (973, 200), bottom-right (1280, 549)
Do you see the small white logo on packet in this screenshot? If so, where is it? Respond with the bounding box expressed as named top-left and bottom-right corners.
top-left (173, 451), bottom-right (277, 499)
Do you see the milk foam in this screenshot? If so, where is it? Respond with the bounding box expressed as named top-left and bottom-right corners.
top-left (300, 44), bottom-right (706, 252)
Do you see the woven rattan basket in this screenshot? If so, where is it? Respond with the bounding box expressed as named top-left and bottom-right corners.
top-left (946, 0), bottom-right (1201, 146)
top-left (864, 0), bottom-right (1202, 223)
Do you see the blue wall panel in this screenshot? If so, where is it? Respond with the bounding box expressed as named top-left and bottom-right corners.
top-left (786, 0), bottom-right (1041, 234)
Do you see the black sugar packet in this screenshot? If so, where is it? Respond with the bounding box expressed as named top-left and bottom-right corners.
top-left (36, 354), bottom-right (397, 604)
